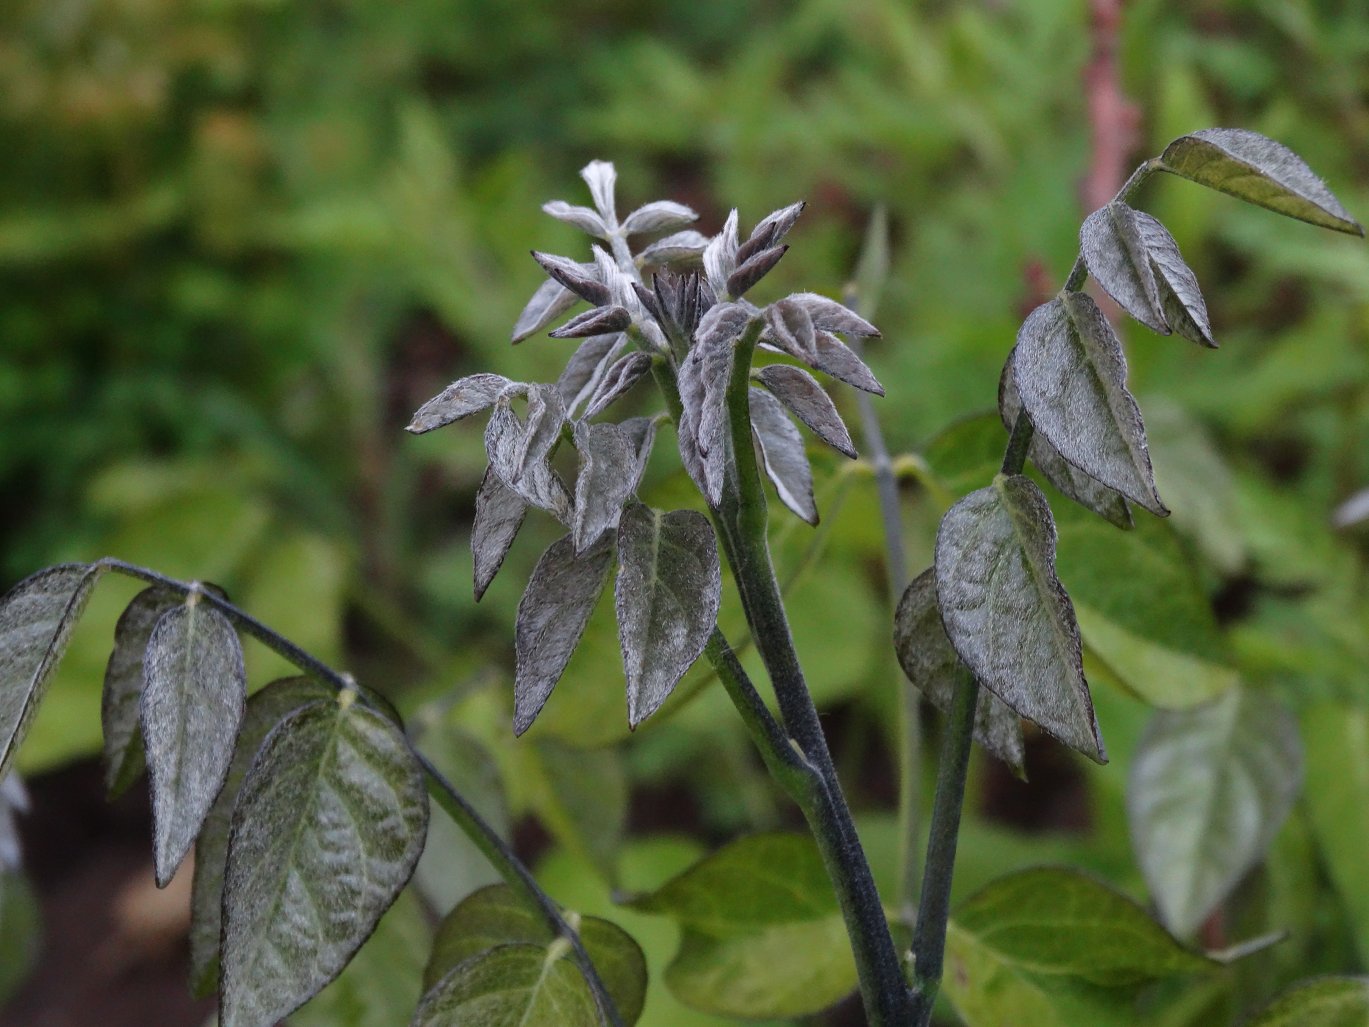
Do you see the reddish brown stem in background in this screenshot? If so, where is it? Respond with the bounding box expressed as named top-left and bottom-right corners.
top-left (1082, 0), bottom-right (1141, 214)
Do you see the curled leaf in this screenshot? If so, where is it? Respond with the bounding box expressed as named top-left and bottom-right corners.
top-left (1134, 211), bottom-right (1217, 348)
top-left (622, 200), bottom-right (698, 236)
top-left (557, 333), bottom-right (629, 415)
top-left (702, 210), bottom-right (739, 296)
top-left (736, 200), bottom-right (805, 265)
top-left (542, 200), bottom-right (609, 239)
top-left (101, 584), bottom-right (181, 797)
top-left (638, 230), bottom-right (710, 267)
top-left (485, 388), bottom-right (572, 521)
top-left (584, 352), bottom-right (653, 420)
top-left (726, 244), bottom-right (787, 299)
top-left (406, 373), bottom-right (512, 434)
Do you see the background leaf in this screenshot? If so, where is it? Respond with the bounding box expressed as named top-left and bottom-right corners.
top-left (1245, 976), bottom-right (1369, 1027)
top-left (412, 943), bottom-right (601, 1027)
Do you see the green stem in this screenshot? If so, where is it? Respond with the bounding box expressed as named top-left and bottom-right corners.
top-left (95, 557), bottom-right (625, 1027)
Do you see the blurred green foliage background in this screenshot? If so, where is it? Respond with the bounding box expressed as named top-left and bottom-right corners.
top-left (3, 0), bottom-right (1369, 1024)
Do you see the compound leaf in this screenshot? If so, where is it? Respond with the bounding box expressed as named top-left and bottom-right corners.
top-left (1160, 128), bottom-right (1363, 235)
top-left (220, 695), bottom-right (428, 1027)
top-left (935, 475), bottom-right (1105, 762)
top-left (141, 596), bottom-right (246, 887)
top-left (749, 387), bottom-right (817, 525)
top-left (615, 506), bottom-right (721, 727)
top-left (1128, 687), bottom-right (1303, 938)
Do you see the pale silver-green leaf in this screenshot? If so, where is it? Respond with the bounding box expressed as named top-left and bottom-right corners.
top-left (756, 364), bottom-right (856, 458)
top-left (621, 200), bottom-right (697, 236)
top-left (583, 351), bottom-right (652, 420)
top-left (531, 252), bottom-right (610, 306)
top-left (485, 391), bottom-right (571, 521)
top-left (749, 387), bottom-right (817, 525)
top-left (514, 534), bottom-right (614, 735)
top-left (580, 160), bottom-right (618, 225)
top-left (542, 200), bottom-right (609, 239)
top-left (637, 230), bottom-right (709, 267)
top-left (471, 468), bottom-right (528, 602)
top-left (100, 584), bottom-right (179, 797)
top-left (615, 506), bottom-right (721, 726)
top-left (1134, 211), bottom-right (1217, 347)
top-left (1080, 202), bottom-right (1168, 333)
top-left (557, 333), bottom-right (629, 416)
top-left (935, 476), bottom-right (1106, 762)
top-left (407, 374), bottom-right (513, 434)
top-left (512, 278), bottom-right (579, 344)
top-left (220, 697), bottom-right (428, 1027)
top-left (702, 209), bottom-right (739, 296)
top-left (810, 331), bottom-right (884, 395)
top-left (141, 597), bottom-right (246, 886)
top-left (549, 306), bottom-right (631, 341)
top-left (572, 421), bottom-right (637, 553)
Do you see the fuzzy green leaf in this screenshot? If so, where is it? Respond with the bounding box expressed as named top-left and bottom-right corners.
top-left (100, 584), bottom-right (180, 797)
top-left (412, 944), bottom-right (600, 1027)
top-left (1245, 977), bottom-right (1369, 1027)
top-left (1080, 202), bottom-right (1168, 333)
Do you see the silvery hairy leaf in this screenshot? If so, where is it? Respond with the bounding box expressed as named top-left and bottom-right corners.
top-left (572, 421), bottom-right (638, 553)
top-left (514, 534), bottom-right (614, 735)
top-left (764, 296), bottom-right (817, 361)
top-left (1013, 293), bottom-right (1167, 515)
top-left (1129, 687), bottom-right (1302, 937)
top-left (580, 160), bottom-right (618, 226)
top-left (998, 350), bottom-right (1132, 529)
top-left (638, 230), bottom-right (710, 267)
top-left (102, 585), bottom-right (192, 798)
top-left (557, 333), bottom-right (628, 415)
top-left (141, 597), bottom-right (246, 887)
top-left (531, 252), bottom-right (611, 307)
top-left (749, 387), bottom-right (817, 525)
top-left (1134, 211), bottom-right (1217, 348)
top-left (548, 306), bottom-right (631, 340)
top-left (703, 209), bottom-right (739, 297)
top-left (512, 278), bottom-right (580, 344)
top-left (541, 200), bottom-right (609, 239)
top-left (1080, 202), bottom-right (1168, 334)
top-left (584, 351), bottom-right (653, 420)
top-left (809, 331), bottom-right (885, 395)
top-left (189, 675), bottom-right (333, 997)
top-left (619, 416), bottom-right (658, 491)
top-left (472, 468), bottom-right (528, 602)
top-left (756, 364), bottom-right (856, 458)
top-left (220, 695), bottom-right (427, 1027)
top-left (0, 564), bottom-right (102, 780)
top-left (622, 200), bottom-right (698, 236)
top-left (1160, 128), bottom-right (1363, 235)
top-left (677, 303), bottom-right (753, 504)
top-left (893, 569), bottom-right (1025, 774)
top-left (406, 373), bottom-right (513, 434)
top-left (936, 475), bottom-right (1106, 762)
top-left (485, 387), bottom-right (572, 521)
top-left (726, 244), bottom-right (788, 299)
top-left (736, 200), bottom-right (805, 265)
top-left (787, 293), bottom-right (880, 337)
top-left (615, 505), bottom-right (721, 726)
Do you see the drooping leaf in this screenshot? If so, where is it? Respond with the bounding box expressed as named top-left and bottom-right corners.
top-left (1053, 501), bottom-right (1237, 709)
top-left (756, 364), bottom-right (856, 458)
top-left (413, 944), bottom-right (601, 1027)
top-left (542, 200), bottom-right (609, 239)
top-left (615, 505), bottom-right (721, 726)
top-left (220, 694), bottom-right (428, 1027)
top-left (1160, 128), bottom-right (1363, 235)
top-left (999, 350), bottom-right (1132, 528)
top-left (0, 564), bottom-right (102, 779)
top-left (1080, 202), bottom-right (1168, 333)
top-left (512, 278), bottom-right (579, 343)
top-left (424, 883), bottom-right (646, 1024)
top-left (749, 387), bottom-right (817, 524)
top-left (1129, 688), bottom-right (1302, 938)
top-left (1013, 294), bottom-right (1167, 515)
top-left (580, 160), bottom-right (618, 224)
top-left (549, 306), bottom-right (632, 340)
top-left (583, 351), bottom-right (652, 420)
top-left (1134, 212), bottom-right (1217, 348)
top-left (189, 675), bottom-right (334, 997)
top-left (638, 230), bottom-right (710, 267)
top-left (1245, 977), bottom-right (1369, 1027)
top-left (935, 475), bottom-right (1105, 762)
top-left (702, 209), bottom-right (739, 296)
top-left (406, 374), bottom-right (513, 434)
top-left (893, 569), bottom-right (1024, 773)
top-left (513, 534), bottom-right (614, 736)
top-left (557, 333), bottom-right (629, 415)
top-left (100, 584), bottom-right (180, 797)
top-left (763, 296), bottom-right (816, 360)
top-left (485, 389), bottom-right (572, 521)
top-left (471, 468), bottom-right (528, 602)
top-left (572, 422), bottom-right (638, 554)
top-left (943, 868), bottom-right (1213, 1027)
top-left (628, 833), bottom-right (856, 1019)
top-left (141, 596), bottom-right (246, 887)
top-left (622, 200), bottom-right (697, 236)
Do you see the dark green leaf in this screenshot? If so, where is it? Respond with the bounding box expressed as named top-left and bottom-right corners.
top-left (1080, 202), bottom-right (1167, 333)
top-left (749, 387), bottom-right (817, 524)
top-left (220, 694), bottom-right (428, 1026)
top-left (1013, 294), bottom-right (1167, 515)
top-left (424, 883), bottom-right (646, 1024)
top-left (935, 475), bottom-right (1105, 762)
top-left (1160, 128), bottom-right (1363, 235)
top-left (471, 468), bottom-right (528, 602)
top-left (629, 833), bottom-right (856, 1018)
top-left (413, 943), bottom-right (600, 1027)
top-left (1129, 688), bottom-right (1302, 937)
top-left (1245, 977), bottom-right (1369, 1027)
top-left (100, 584), bottom-right (180, 797)
top-left (0, 564), bottom-right (102, 780)
top-left (615, 506), bottom-right (721, 727)
top-left (893, 569), bottom-right (1024, 773)
top-left (189, 675), bottom-right (333, 997)
top-left (514, 534), bottom-right (614, 735)
top-left (756, 364), bottom-right (856, 458)
top-left (406, 374), bottom-right (513, 434)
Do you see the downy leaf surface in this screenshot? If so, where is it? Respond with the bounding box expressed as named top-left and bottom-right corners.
top-left (756, 364), bottom-right (857, 458)
top-left (628, 833), bottom-right (856, 1019)
top-left (677, 303), bottom-right (752, 504)
top-left (1013, 293), bottom-right (1167, 515)
top-left (485, 388), bottom-right (572, 521)
top-left (893, 569), bottom-right (1025, 774)
top-left (621, 200), bottom-right (697, 236)
top-left (100, 584), bottom-right (181, 797)
top-left (935, 475), bottom-right (1105, 762)
top-left (580, 160), bottom-right (617, 224)
top-left (615, 505), bottom-right (721, 726)
top-left (513, 534), bottom-right (614, 735)
top-left (141, 595), bottom-right (246, 886)
top-left (0, 564), bottom-right (102, 779)
top-left (1160, 128), bottom-right (1363, 235)
top-left (541, 200), bottom-right (609, 239)
top-left (1134, 211), bottom-right (1217, 348)
top-left (1080, 202), bottom-right (1168, 333)
top-left (749, 387), bottom-right (817, 525)
top-left (423, 883), bottom-right (646, 1023)
top-left (512, 278), bottom-right (579, 343)
top-left (471, 468), bottom-right (528, 602)
top-left (189, 675), bottom-right (334, 996)
top-left (571, 420), bottom-right (638, 553)
top-left (583, 351), bottom-right (652, 419)
top-left (406, 374), bottom-right (513, 434)
top-left (557, 333), bottom-right (629, 416)
top-left (220, 695), bottom-right (428, 1027)
top-left (702, 209), bottom-right (739, 296)
top-left (1128, 687), bottom-right (1302, 938)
